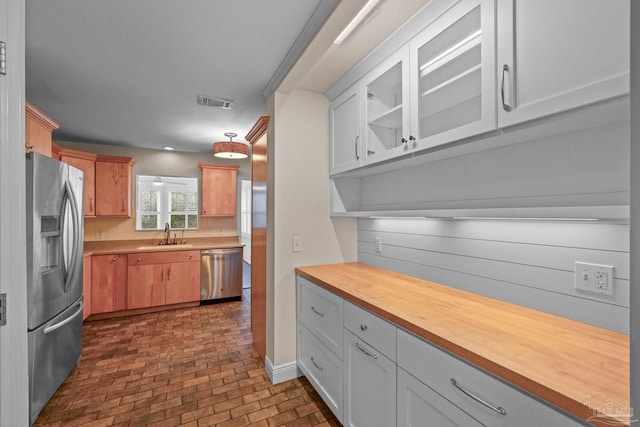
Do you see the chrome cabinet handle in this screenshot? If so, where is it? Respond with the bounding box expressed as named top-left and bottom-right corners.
top-left (310, 306), bottom-right (324, 317)
top-left (355, 341), bottom-right (377, 359)
top-left (310, 357), bottom-right (324, 372)
top-left (450, 378), bottom-right (507, 415)
top-left (355, 135), bottom-right (360, 160)
top-left (501, 64), bottom-right (511, 112)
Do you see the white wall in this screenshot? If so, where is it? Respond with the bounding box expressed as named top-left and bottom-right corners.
top-left (268, 89), bottom-right (357, 367)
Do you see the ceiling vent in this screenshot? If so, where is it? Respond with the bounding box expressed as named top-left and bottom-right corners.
top-left (197, 95), bottom-right (233, 110)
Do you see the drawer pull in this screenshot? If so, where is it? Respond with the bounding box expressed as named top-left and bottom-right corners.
top-left (310, 306), bottom-right (325, 317)
top-left (355, 341), bottom-right (377, 360)
top-left (360, 324), bottom-right (367, 332)
top-left (310, 357), bottom-right (324, 372)
top-left (450, 378), bottom-right (507, 416)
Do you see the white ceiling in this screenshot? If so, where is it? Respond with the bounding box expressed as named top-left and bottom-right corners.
top-left (26, 0), bottom-right (430, 153)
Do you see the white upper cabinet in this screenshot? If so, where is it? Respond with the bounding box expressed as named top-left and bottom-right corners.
top-left (360, 0), bottom-right (495, 168)
top-left (497, 0), bottom-right (629, 127)
top-left (330, 85), bottom-right (363, 175)
top-left (409, 0), bottom-right (496, 152)
top-left (362, 47), bottom-right (412, 165)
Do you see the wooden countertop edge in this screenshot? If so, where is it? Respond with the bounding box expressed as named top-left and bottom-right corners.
top-left (84, 242), bottom-right (244, 256)
top-left (295, 263), bottom-right (630, 427)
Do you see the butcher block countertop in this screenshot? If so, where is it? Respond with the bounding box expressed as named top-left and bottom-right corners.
top-left (84, 237), bottom-right (243, 256)
top-left (295, 262), bottom-right (630, 426)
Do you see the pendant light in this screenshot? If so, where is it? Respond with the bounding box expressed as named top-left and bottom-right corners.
top-left (213, 132), bottom-right (249, 159)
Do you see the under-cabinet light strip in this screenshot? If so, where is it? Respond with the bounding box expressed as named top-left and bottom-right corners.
top-left (419, 30), bottom-right (482, 73)
top-left (452, 217), bottom-right (600, 221)
top-left (334, 0), bottom-right (380, 45)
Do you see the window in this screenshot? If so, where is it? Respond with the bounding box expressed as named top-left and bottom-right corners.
top-left (136, 175), bottom-right (198, 230)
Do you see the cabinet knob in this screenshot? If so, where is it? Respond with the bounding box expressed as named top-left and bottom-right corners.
top-left (360, 324), bottom-right (368, 332)
top-left (112, 257), bottom-right (117, 261)
top-left (137, 257), bottom-right (141, 262)
top-left (401, 137), bottom-right (408, 144)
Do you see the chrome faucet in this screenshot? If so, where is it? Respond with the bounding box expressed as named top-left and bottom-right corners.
top-left (164, 222), bottom-right (170, 245)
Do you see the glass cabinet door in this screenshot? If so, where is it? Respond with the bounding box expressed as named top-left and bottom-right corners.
top-left (410, 0), bottom-right (496, 152)
top-left (362, 47), bottom-right (411, 165)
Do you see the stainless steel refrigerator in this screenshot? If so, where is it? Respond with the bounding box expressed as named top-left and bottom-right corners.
top-left (26, 152), bottom-right (84, 425)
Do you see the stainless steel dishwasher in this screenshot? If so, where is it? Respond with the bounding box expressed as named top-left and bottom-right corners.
top-left (200, 247), bottom-right (243, 302)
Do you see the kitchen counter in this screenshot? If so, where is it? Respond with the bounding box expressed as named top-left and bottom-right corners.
top-left (295, 262), bottom-right (630, 426)
top-left (84, 237), bottom-right (244, 256)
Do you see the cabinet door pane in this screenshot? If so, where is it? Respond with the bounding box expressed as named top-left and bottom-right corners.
top-left (414, 1), bottom-right (484, 141)
top-left (364, 48), bottom-right (411, 165)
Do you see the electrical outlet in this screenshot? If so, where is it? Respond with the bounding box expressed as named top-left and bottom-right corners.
top-left (575, 262), bottom-right (614, 296)
top-left (374, 237), bottom-right (382, 253)
top-left (292, 236), bottom-right (303, 253)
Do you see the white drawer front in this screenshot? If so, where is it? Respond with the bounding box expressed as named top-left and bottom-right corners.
top-left (397, 329), bottom-right (586, 427)
top-left (298, 324), bottom-right (343, 422)
top-left (398, 368), bottom-right (484, 427)
top-left (297, 276), bottom-right (343, 357)
top-left (344, 300), bottom-right (396, 361)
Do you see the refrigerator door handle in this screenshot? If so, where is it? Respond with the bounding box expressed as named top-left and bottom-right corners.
top-left (62, 181), bottom-right (81, 292)
top-left (44, 300), bottom-right (84, 334)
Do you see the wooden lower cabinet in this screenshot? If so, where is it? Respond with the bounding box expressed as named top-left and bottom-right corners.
top-left (127, 251), bottom-right (200, 309)
top-left (83, 255), bottom-right (92, 320)
top-left (91, 254), bottom-right (127, 314)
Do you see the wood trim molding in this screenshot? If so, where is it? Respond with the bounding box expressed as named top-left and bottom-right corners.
top-left (96, 154), bottom-right (136, 166)
top-left (58, 146), bottom-right (98, 161)
top-left (198, 163), bottom-right (240, 171)
top-left (245, 116), bottom-right (269, 145)
top-left (25, 100), bottom-right (60, 131)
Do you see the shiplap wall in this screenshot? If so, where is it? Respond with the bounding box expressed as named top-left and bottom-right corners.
top-left (358, 217), bottom-right (629, 333)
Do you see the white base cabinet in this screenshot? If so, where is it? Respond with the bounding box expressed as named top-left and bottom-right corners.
top-left (296, 275), bottom-right (588, 427)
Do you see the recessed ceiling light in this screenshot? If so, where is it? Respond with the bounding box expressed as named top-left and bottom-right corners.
top-left (163, 146), bottom-right (175, 151)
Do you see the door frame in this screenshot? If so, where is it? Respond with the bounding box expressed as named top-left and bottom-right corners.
top-left (0, 0), bottom-right (29, 424)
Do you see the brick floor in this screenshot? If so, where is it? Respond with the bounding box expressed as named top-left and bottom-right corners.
top-left (34, 289), bottom-right (340, 427)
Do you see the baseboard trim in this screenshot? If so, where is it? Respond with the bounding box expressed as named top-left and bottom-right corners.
top-left (264, 356), bottom-right (302, 384)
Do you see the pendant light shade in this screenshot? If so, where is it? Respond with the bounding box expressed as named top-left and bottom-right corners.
top-left (213, 132), bottom-right (249, 159)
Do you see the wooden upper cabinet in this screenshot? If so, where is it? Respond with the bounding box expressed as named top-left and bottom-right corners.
top-left (25, 101), bottom-right (59, 157)
top-left (95, 155), bottom-right (136, 217)
top-left (198, 163), bottom-right (239, 216)
top-left (58, 147), bottom-right (98, 217)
